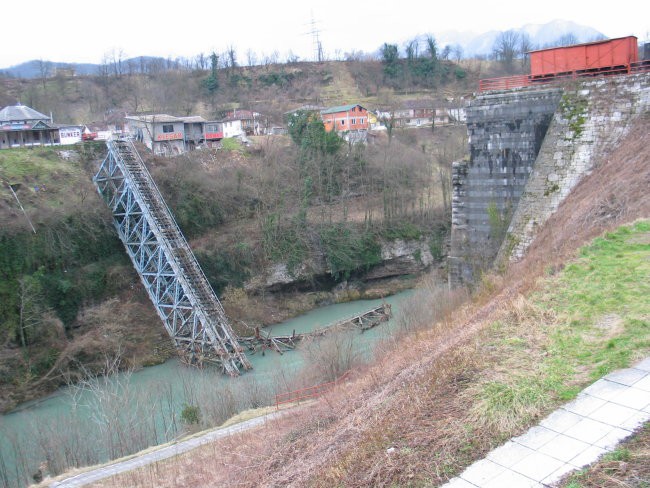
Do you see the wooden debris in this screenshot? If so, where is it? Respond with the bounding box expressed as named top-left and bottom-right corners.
top-left (240, 303), bottom-right (392, 355)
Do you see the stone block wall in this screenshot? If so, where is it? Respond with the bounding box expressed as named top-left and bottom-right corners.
top-left (449, 87), bottom-right (563, 287)
top-left (498, 74), bottom-right (650, 264)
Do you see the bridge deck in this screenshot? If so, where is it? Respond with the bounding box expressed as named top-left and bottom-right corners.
top-left (94, 139), bottom-right (251, 374)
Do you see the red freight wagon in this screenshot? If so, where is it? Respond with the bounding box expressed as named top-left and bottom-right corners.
top-left (529, 36), bottom-right (638, 79)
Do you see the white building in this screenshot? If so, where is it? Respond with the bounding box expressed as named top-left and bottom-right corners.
top-left (220, 117), bottom-right (244, 138)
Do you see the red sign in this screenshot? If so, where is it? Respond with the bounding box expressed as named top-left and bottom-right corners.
top-left (156, 132), bottom-right (182, 141)
top-left (205, 132), bottom-right (224, 139)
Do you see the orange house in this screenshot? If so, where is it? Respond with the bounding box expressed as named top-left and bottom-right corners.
top-left (321, 104), bottom-right (368, 133)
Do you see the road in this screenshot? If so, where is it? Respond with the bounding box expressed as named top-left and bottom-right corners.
top-left (49, 410), bottom-right (284, 487)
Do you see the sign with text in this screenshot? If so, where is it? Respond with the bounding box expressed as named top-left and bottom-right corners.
top-left (156, 132), bottom-right (183, 141)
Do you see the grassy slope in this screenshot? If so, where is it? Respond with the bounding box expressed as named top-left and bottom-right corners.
top-left (87, 117), bottom-right (650, 487)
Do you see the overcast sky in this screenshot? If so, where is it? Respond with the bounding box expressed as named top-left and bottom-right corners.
top-left (1, 0), bottom-right (648, 68)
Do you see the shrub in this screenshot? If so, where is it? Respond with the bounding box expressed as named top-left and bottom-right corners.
top-left (181, 404), bottom-right (201, 425)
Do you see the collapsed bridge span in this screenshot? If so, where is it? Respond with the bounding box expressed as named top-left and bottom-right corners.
top-left (94, 139), bottom-right (252, 374)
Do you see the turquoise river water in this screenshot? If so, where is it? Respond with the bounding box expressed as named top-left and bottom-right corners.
top-left (0, 290), bottom-right (414, 487)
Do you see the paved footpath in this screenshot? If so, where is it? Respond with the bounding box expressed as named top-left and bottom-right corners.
top-left (443, 357), bottom-right (650, 488)
top-left (49, 410), bottom-right (286, 487)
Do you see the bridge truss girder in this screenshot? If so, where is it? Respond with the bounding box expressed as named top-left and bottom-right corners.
top-left (94, 140), bottom-right (252, 375)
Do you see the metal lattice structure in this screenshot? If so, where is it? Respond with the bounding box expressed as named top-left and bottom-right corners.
top-left (94, 139), bottom-right (251, 375)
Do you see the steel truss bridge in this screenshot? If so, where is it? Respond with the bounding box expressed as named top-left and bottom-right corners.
top-left (94, 139), bottom-right (252, 375)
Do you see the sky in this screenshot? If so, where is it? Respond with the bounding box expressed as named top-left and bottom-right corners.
top-left (1, 0), bottom-right (648, 68)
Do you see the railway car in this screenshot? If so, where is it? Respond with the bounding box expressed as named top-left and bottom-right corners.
top-left (529, 36), bottom-right (638, 81)
top-left (479, 36), bottom-right (647, 91)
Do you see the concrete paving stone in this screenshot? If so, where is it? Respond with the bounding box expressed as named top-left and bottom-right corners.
top-left (619, 411), bottom-right (650, 431)
top-left (562, 394), bottom-right (607, 416)
top-left (541, 462), bottom-right (579, 486)
top-left (539, 409), bottom-right (584, 434)
top-left (458, 459), bottom-right (507, 486)
top-left (563, 418), bottom-right (614, 444)
top-left (633, 357), bottom-right (650, 372)
top-left (486, 440), bottom-right (536, 468)
top-left (568, 444), bottom-right (609, 468)
top-left (441, 477), bottom-right (479, 488)
top-left (632, 375), bottom-right (650, 392)
top-left (582, 379), bottom-right (629, 401)
top-left (513, 425), bottom-right (560, 449)
top-left (593, 427), bottom-right (634, 450)
top-left (605, 368), bottom-right (648, 386)
top-left (483, 469), bottom-right (543, 488)
top-left (610, 387), bottom-right (650, 410)
top-left (537, 433), bottom-right (592, 462)
top-left (588, 402), bottom-right (641, 427)
top-left (510, 450), bottom-right (566, 481)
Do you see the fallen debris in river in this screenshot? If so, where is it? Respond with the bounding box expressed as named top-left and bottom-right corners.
top-left (240, 303), bottom-right (392, 355)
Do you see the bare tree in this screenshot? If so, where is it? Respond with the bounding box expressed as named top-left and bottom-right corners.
top-left (493, 30), bottom-right (521, 72)
top-left (519, 33), bottom-right (533, 69)
top-left (37, 59), bottom-right (51, 90)
top-left (555, 33), bottom-right (579, 47)
top-left (246, 49), bottom-right (257, 67)
top-left (226, 45), bottom-right (238, 69)
top-left (18, 276), bottom-right (48, 348)
top-left (452, 44), bottom-right (464, 62)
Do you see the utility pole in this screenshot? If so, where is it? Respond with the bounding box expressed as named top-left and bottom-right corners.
top-left (308, 15), bottom-right (324, 62)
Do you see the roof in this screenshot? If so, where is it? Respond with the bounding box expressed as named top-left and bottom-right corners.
top-left (178, 116), bottom-right (207, 123)
top-left (0, 104), bottom-right (50, 123)
top-left (527, 35), bottom-right (637, 54)
top-left (125, 114), bottom-right (182, 123)
top-left (321, 104), bottom-right (365, 115)
top-left (225, 109), bottom-right (260, 119)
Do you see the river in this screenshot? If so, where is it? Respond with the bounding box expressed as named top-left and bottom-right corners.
top-left (0, 290), bottom-right (414, 487)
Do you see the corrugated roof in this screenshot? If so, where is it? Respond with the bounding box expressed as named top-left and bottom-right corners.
top-left (0, 104), bottom-right (50, 123)
top-left (321, 104), bottom-right (364, 114)
top-left (125, 114), bottom-right (182, 123)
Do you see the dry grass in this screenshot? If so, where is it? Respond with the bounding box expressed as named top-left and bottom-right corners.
top-left (558, 423), bottom-right (650, 488)
top-left (82, 114), bottom-right (650, 488)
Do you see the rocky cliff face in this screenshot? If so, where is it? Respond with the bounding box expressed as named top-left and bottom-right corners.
top-left (246, 237), bottom-right (436, 293)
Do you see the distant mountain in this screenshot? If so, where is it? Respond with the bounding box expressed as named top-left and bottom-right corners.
top-left (0, 56), bottom-right (169, 79)
top-left (437, 20), bottom-right (607, 57)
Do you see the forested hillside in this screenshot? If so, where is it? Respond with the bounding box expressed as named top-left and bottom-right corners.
top-left (0, 50), bottom-right (479, 126)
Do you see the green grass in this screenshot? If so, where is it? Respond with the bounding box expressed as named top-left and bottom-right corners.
top-left (543, 220), bottom-right (650, 382)
top-left (472, 221), bottom-right (650, 430)
top-left (0, 146), bottom-right (90, 215)
top-left (0, 146), bottom-right (82, 181)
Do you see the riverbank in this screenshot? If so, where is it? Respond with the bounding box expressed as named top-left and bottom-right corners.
top-left (0, 288), bottom-right (420, 487)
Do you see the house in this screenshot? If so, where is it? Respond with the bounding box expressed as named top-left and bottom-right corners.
top-left (203, 121), bottom-right (224, 148)
top-left (180, 116), bottom-right (207, 150)
top-left (381, 100), bottom-right (467, 129)
top-left (223, 109), bottom-right (265, 135)
top-left (321, 104), bottom-right (368, 133)
top-left (0, 103), bottom-right (60, 149)
top-left (125, 114), bottom-right (186, 156)
top-left (220, 117), bottom-right (244, 138)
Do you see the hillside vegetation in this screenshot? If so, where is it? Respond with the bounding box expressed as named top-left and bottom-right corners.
top-left (0, 55), bottom-right (478, 126)
top-left (0, 113), bottom-right (465, 412)
top-left (87, 115), bottom-right (650, 487)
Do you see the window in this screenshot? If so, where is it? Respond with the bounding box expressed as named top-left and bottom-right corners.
top-left (351, 118), bottom-right (356, 124)
top-left (340, 120), bottom-right (345, 126)
top-left (162, 124), bottom-right (174, 133)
